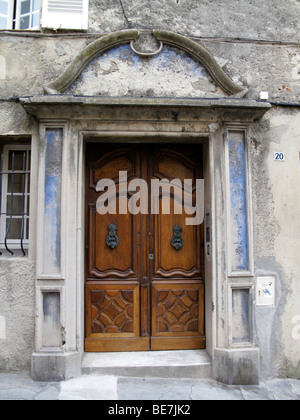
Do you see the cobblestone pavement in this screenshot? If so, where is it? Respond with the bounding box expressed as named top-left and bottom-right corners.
top-left (0, 373), bottom-right (300, 400)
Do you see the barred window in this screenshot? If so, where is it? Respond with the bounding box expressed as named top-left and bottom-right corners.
top-left (0, 145), bottom-right (31, 256)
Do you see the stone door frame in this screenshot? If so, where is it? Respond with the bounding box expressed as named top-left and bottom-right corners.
top-left (21, 96), bottom-right (270, 384)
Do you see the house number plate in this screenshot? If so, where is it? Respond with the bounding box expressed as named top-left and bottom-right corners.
top-left (274, 152), bottom-right (285, 161)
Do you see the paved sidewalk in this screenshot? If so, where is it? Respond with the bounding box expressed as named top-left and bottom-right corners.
top-left (0, 373), bottom-right (300, 400)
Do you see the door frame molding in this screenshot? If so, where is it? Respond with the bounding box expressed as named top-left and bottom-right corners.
top-left (23, 97), bottom-right (270, 382)
top-left (84, 142), bottom-right (206, 352)
top-left (79, 130), bottom-right (213, 356)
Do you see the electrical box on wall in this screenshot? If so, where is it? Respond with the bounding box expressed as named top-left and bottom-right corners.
top-left (256, 276), bottom-right (276, 307)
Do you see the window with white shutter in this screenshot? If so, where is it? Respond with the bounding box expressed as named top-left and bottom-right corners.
top-left (41, 0), bottom-right (89, 30)
top-left (0, 0), bottom-right (89, 30)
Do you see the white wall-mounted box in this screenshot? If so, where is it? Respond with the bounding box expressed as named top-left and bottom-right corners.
top-left (256, 276), bottom-right (275, 307)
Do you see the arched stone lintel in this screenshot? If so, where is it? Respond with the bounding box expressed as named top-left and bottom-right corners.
top-left (44, 30), bottom-right (139, 94)
top-left (44, 29), bottom-right (248, 97)
top-left (154, 30), bottom-right (248, 97)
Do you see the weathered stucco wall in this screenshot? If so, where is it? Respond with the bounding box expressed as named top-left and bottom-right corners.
top-left (0, 259), bottom-right (36, 372)
top-left (251, 108), bottom-right (300, 378)
top-left (0, 1), bottom-right (299, 379)
top-left (0, 0), bottom-right (300, 102)
top-left (66, 44), bottom-right (226, 98)
top-left (0, 35), bottom-right (300, 103)
top-left (87, 0), bottom-right (300, 42)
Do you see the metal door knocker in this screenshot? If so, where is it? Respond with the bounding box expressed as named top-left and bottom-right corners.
top-left (171, 225), bottom-right (184, 250)
top-left (106, 224), bottom-right (119, 249)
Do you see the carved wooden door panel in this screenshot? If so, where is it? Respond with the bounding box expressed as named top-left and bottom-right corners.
top-left (149, 145), bottom-right (205, 350)
top-left (85, 144), bottom-right (149, 352)
top-left (85, 144), bottom-right (205, 352)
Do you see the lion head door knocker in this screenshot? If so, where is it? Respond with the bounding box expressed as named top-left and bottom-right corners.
top-left (171, 225), bottom-right (184, 250)
top-left (106, 224), bottom-right (119, 249)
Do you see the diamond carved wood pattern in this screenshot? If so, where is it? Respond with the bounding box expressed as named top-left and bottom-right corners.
top-left (156, 288), bottom-right (199, 333)
top-left (91, 289), bottom-right (134, 334)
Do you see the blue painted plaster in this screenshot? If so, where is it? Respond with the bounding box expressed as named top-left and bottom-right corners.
top-left (67, 44), bottom-right (220, 98)
top-left (228, 139), bottom-right (249, 272)
top-left (43, 128), bottom-right (63, 274)
top-left (97, 44), bottom-right (208, 76)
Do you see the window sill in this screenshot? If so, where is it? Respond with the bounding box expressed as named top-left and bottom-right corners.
top-left (0, 29), bottom-right (41, 33)
top-left (0, 247), bottom-right (29, 258)
top-left (0, 28), bottom-right (89, 37)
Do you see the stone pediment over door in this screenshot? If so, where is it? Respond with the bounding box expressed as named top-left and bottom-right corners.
top-left (44, 30), bottom-right (248, 99)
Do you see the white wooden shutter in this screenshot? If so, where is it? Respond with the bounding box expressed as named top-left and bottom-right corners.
top-left (0, 0), bottom-right (14, 29)
top-left (42, 0), bottom-right (89, 30)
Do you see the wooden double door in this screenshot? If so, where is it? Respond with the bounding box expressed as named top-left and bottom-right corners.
top-left (85, 143), bottom-right (205, 352)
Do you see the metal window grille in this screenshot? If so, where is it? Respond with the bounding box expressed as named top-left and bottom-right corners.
top-left (0, 145), bottom-right (31, 256)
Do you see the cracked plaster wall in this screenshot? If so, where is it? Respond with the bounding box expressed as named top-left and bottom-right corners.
top-left (0, 1), bottom-right (299, 379)
top-left (88, 0), bottom-right (300, 42)
top-left (0, 36), bottom-right (300, 103)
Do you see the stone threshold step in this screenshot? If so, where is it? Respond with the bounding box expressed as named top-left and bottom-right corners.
top-left (82, 350), bottom-right (212, 379)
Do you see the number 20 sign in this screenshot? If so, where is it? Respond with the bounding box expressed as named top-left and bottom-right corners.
top-left (274, 152), bottom-right (285, 161)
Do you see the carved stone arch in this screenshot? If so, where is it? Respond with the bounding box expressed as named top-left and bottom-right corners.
top-left (154, 31), bottom-right (247, 97)
top-left (44, 29), bottom-right (248, 97)
top-left (44, 30), bottom-right (139, 94)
